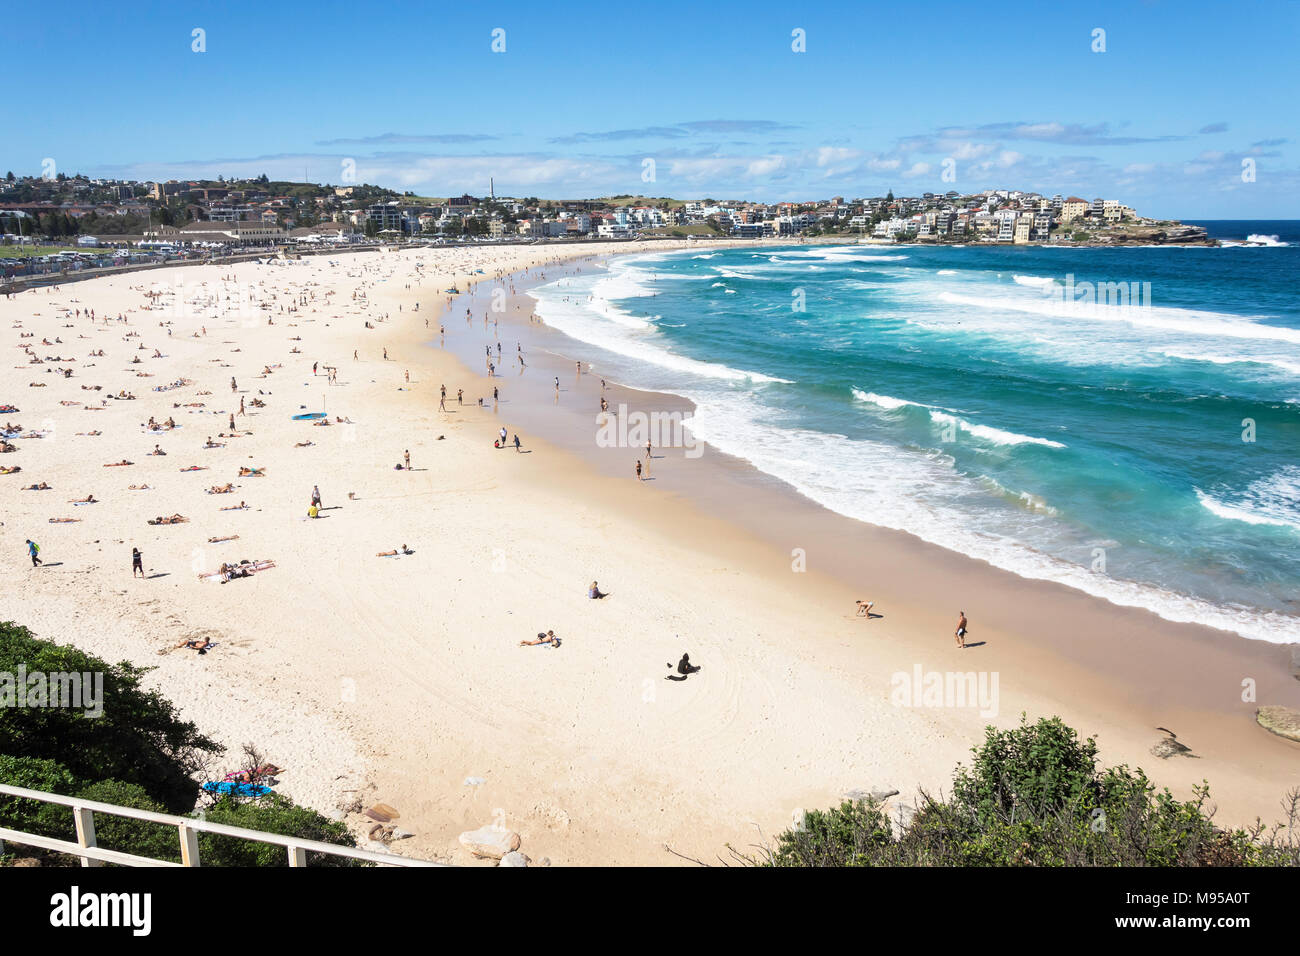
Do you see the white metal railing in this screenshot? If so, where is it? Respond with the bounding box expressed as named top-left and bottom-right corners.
top-left (0, 784), bottom-right (443, 867)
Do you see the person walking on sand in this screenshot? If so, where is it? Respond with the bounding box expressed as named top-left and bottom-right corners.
top-left (513, 433), bottom-right (521, 453)
top-left (26, 539), bottom-right (42, 567)
top-left (955, 610), bottom-right (968, 649)
top-left (499, 426), bottom-right (508, 447)
top-left (311, 485), bottom-right (322, 508)
top-left (404, 449), bottom-right (410, 469)
top-left (132, 547), bottom-right (144, 578)
top-left (635, 460), bottom-right (642, 481)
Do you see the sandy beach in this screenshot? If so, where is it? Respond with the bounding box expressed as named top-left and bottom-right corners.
top-left (2, 240), bottom-right (1297, 867)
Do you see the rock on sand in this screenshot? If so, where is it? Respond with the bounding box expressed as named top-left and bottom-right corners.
top-left (458, 824), bottom-right (521, 860)
top-left (1256, 706), bottom-right (1300, 743)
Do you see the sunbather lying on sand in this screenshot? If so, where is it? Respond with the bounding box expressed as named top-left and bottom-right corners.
top-left (209, 559), bottom-right (274, 582)
top-left (69, 494), bottom-right (96, 503)
top-left (207, 483), bottom-right (235, 494)
top-left (519, 630), bottom-right (560, 647)
top-left (179, 465), bottom-right (208, 472)
top-left (376, 545), bottom-right (414, 556)
top-left (128, 484), bottom-right (151, 490)
top-left (208, 535), bottom-right (239, 543)
top-left (294, 440), bottom-right (314, 447)
top-left (103, 460), bottom-right (133, 467)
top-left (0, 466), bottom-right (20, 475)
top-left (238, 466), bottom-right (265, 476)
top-left (148, 514), bottom-right (188, 525)
top-left (219, 501), bottom-right (248, 511)
top-left (24, 481), bottom-right (50, 490)
top-left (175, 637), bottom-right (214, 653)
top-left (48, 517), bottom-right (80, 523)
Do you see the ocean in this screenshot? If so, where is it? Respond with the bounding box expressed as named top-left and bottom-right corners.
top-left (529, 221), bottom-right (1300, 644)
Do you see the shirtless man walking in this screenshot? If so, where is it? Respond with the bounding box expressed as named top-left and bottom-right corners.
top-left (955, 610), bottom-right (968, 649)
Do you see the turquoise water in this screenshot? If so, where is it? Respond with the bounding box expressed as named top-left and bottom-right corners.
top-left (531, 223), bottom-right (1300, 643)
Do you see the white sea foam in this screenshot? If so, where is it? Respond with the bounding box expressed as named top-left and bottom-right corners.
top-left (1196, 467), bottom-right (1300, 532)
top-left (1160, 351), bottom-right (1300, 377)
top-left (529, 281), bottom-right (792, 385)
top-left (682, 392), bottom-right (1296, 644)
top-left (1013, 274), bottom-right (1057, 288)
top-left (852, 389), bottom-right (1065, 448)
top-left (852, 389), bottom-right (941, 411)
top-left (940, 290), bottom-right (1300, 346)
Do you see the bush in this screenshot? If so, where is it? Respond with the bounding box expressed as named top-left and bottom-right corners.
top-left (0, 757), bottom-right (183, 863)
top-left (0, 754), bottom-right (82, 840)
top-left (2, 622), bottom-right (362, 867)
top-left (75, 780), bottom-right (180, 863)
top-left (199, 795), bottom-right (367, 867)
top-left (759, 716), bottom-right (1300, 867)
top-left (0, 621), bottom-right (220, 811)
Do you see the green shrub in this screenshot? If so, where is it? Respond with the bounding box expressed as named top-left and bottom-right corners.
top-left (0, 621), bottom-right (219, 811)
top-left (761, 716), bottom-right (1300, 867)
top-left (199, 795), bottom-right (367, 867)
top-left (75, 780), bottom-right (180, 863)
top-left (0, 754), bottom-right (81, 839)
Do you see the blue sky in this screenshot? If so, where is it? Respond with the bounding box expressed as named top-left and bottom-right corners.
top-left (4, 0), bottom-right (1298, 216)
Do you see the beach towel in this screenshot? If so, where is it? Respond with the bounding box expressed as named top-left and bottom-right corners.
top-left (201, 781), bottom-right (272, 798)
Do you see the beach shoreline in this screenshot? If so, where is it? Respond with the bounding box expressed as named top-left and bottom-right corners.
top-left (3, 240), bottom-right (1297, 867)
